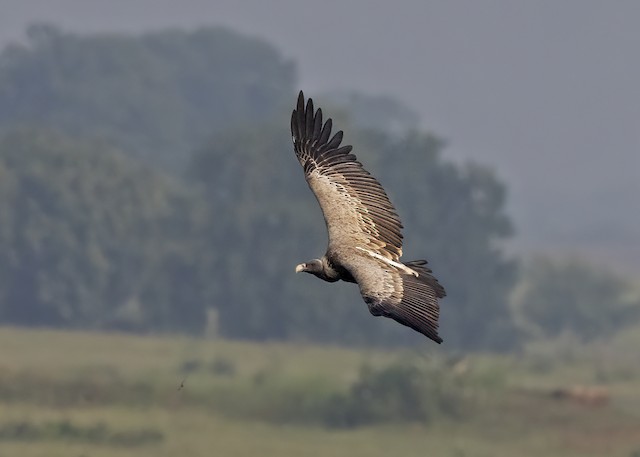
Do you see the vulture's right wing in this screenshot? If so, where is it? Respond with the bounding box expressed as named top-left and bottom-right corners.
top-left (345, 253), bottom-right (445, 344)
top-left (291, 91), bottom-right (404, 262)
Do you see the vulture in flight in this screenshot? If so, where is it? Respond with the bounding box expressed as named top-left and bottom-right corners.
top-left (291, 91), bottom-right (446, 344)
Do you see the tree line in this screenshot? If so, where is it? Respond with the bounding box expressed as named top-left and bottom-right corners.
top-left (0, 24), bottom-right (636, 350)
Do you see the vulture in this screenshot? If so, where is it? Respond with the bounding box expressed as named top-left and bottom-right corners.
top-left (291, 91), bottom-right (446, 344)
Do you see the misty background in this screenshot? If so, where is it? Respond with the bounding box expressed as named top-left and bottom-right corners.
top-left (1, 0), bottom-right (638, 273)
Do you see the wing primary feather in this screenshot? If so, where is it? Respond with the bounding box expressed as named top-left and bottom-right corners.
top-left (291, 111), bottom-right (299, 142)
top-left (325, 131), bottom-right (343, 150)
top-left (296, 92), bottom-right (304, 137)
top-left (313, 108), bottom-right (323, 142)
top-left (305, 98), bottom-right (315, 138)
top-left (319, 118), bottom-right (332, 144)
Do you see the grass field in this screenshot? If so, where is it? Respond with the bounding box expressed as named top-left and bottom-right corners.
top-left (0, 326), bottom-right (639, 457)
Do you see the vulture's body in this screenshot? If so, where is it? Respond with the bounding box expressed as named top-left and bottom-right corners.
top-left (292, 92), bottom-right (446, 344)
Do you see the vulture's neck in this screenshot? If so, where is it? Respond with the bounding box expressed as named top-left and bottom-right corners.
top-left (318, 256), bottom-right (341, 283)
top-left (320, 256), bottom-right (355, 283)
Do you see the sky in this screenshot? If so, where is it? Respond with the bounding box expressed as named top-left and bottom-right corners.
top-left (1, 0), bottom-right (638, 271)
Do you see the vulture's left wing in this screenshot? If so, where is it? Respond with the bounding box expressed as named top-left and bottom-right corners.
top-left (291, 91), bottom-right (404, 261)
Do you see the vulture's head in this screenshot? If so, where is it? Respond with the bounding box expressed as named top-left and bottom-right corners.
top-left (295, 259), bottom-right (323, 276)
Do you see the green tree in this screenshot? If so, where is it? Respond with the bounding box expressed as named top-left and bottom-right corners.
top-left (511, 256), bottom-right (640, 342)
top-left (190, 119), bottom-right (517, 349)
top-left (0, 128), bottom-right (211, 332)
top-left (0, 24), bottom-right (295, 169)
top-left (367, 132), bottom-right (518, 349)
top-left (189, 121), bottom-right (352, 341)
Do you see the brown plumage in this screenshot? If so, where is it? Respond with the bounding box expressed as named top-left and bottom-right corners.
top-left (292, 91), bottom-right (446, 344)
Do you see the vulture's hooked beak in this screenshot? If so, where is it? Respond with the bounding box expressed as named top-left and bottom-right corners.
top-left (295, 264), bottom-right (305, 273)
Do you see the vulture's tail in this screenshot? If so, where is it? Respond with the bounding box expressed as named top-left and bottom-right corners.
top-left (392, 260), bottom-right (446, 344)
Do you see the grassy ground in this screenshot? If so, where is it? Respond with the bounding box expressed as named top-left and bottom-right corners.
top-left (0, 326), bottom-right (639, 457)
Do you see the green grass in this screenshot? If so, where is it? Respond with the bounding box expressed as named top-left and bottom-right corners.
top-left (0, 326), bottom-right (639, 457)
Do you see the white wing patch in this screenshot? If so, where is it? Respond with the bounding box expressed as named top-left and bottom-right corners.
top-left (356, 247), bottom-right (419, 277)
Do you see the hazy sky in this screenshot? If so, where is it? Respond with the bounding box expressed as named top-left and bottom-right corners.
top-left (1, 0), bottom-right (638, 269)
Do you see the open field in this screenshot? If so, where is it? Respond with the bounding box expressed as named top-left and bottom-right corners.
top-left (0, 326), bottom-right (639, 457)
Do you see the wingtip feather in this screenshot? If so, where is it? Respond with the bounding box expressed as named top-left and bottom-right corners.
top-left (297, 90), bottom-right (304, 111)
top-left (305, 97), bottom-right (315, 138)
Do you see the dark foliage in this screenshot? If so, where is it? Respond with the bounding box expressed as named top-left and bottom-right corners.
top-left (513, 256), bottom-right (640, 342)
top-left (0, 129), bottom-right (211, 332)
